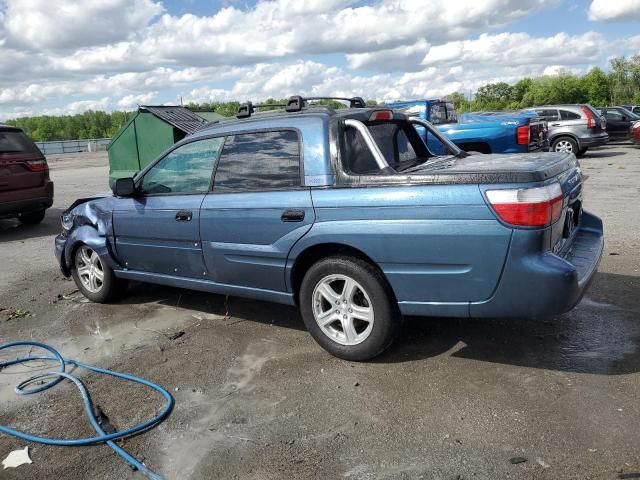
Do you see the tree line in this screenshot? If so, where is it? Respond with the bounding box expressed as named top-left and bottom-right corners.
top-left (6, 55), bottom-right (640, 142)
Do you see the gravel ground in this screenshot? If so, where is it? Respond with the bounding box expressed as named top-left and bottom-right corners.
top-left (1, 147), bottom-right (639, 479)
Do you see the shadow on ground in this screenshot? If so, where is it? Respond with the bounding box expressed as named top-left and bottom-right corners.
top-left (114, 272), bottom-right (639, 375)
top-left (0, 207), bottom-right (64, 242)
top-left (584, 149), bottom-right (628, 158)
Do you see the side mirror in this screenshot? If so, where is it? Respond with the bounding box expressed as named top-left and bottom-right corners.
top-left (112, 177), bottom-right (136, 197)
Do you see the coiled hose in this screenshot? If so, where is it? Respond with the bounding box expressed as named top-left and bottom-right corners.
top-left (0, 341), bottom-right (174, 480)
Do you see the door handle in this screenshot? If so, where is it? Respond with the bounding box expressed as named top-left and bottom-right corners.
top-left (281, 209), bottom-right (305, 222)
top-left (175, 210), bottom-right (193, 221)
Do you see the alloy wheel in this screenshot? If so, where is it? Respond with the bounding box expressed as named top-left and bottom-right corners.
top-left (554, 140), bottom-right (573, 153)
top-left (75, 246), bottom-right (104, 293)
top-left (312, 274), bottom-right (374, 346)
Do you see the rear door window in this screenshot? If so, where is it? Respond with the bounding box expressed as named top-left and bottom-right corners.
top-left (212, 130), bottom-right (301, 193)
top-left (0, 130), bottom-right (42, 154)
top-left (604, 111), bottom-right (623, 121)
top-left (535, 109), bottom-right (560, 121)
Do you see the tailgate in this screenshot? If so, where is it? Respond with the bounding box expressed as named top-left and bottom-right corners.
top-left (0, 153), bottom-right (46, 192)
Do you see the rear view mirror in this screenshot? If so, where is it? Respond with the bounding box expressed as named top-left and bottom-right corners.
top-left (112, 177), bottom-right (135, 197)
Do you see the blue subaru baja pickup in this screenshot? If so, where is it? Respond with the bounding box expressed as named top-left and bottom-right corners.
top-left (55, 96), bottom-right (603, 360)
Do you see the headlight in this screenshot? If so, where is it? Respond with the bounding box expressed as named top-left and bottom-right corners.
top-left (61, 212), bottom-right (74, 231)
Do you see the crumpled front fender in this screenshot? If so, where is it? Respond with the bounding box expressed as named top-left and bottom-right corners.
top-left (61, 225), bottom-right (119, 273)
top-left (57, 196), bottom-right (120, 274)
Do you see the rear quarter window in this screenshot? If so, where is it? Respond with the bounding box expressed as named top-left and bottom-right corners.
top-left (560, 110), bottom-right (581, 120)
top-left (0, 130), bottom-right (42, 154)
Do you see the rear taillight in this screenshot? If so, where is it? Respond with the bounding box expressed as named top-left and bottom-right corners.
top-left (486, 183), bottom-right (564, 227)
top-left (581, 106), bottom-right (594, 128)
top-left (516, 125), bottom-right (530, 145)
top-left (25, 159), bottom-right (47, 172)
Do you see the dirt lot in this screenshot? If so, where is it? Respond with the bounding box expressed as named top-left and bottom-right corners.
top-left (1, 147), bottom-right (639, 479)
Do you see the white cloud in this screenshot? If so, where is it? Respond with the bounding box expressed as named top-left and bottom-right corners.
top-left (346, 40), bottom-right (431, 72)
top-left (116, 91), bottom-right (158, 109)
top-left (66, 97), bottom-right (111, 114)
top-left (3, 0), bottom-right (164, 50)
top-left (0, 0), bottom-right (637, 120)
top-left (422, 32), bottom-right (605, 68)
top-left (588, 0), bottom-right (640, 21)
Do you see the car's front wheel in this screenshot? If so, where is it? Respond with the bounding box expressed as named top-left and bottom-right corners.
top-left (71, 245), bottom-right (123, 303)
top-left (299, 256), bottom-right (401, 361)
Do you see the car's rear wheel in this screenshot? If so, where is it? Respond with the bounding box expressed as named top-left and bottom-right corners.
top-left (299, 256), bottom-right (400, 361)
top-left (71, 245), bottom-right (123, 303)
top-left (18, 210), bottom-right (45, 225)
top-left (552, 137), bottom-right (578, 154)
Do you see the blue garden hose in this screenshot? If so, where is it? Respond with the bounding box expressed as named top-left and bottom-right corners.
top-left (0, 341), bottom-right (174, 480)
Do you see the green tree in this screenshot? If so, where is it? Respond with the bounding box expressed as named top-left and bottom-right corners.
top-left (580, 67), bottom-right (610, 106)
top-left (445, 92), bottom-right (471, 112)
top-left (474, 82), bottom-right (513, 109)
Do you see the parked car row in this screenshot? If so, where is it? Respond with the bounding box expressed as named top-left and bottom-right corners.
top-left (385, 99), bottom-right (549, 155)
top-left (522, 104), bottom-right (609, 156)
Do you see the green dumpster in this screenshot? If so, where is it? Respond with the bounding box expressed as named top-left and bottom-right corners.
top-left (107, 106), bottom-right (211, 187)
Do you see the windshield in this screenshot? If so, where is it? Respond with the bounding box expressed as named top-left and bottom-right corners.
top-left (618, 107), bottom-right (640, 120)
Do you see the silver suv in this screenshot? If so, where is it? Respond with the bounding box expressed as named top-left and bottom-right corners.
top-left (523, 105), bottom-right (608, 156)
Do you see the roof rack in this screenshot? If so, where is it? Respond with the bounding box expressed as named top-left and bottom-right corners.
top-left (236, 95), bottom-right (366, 118)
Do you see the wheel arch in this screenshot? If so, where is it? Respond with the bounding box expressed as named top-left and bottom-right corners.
top-left (289, 242), bottom-right (396, 305)
top-left (63, 225), bottom-right (119, 272)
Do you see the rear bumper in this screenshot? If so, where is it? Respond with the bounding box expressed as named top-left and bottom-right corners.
top-left (0, 181), bottom-right (54, 218)
top-left (470, 211), bottom-right (604, 318)
top-left (578, 133), bottom-right (609, 148)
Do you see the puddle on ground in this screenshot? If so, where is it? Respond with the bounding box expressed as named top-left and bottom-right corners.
top-left (51, 305), bottom-right (219, 361)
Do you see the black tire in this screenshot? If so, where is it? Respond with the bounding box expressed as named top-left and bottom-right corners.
top-left (577, 147), bottom-right (588, 157)
top-left (299, 255), bottom-right (401, 361)
top-left (18, 209), bottom-right (45, 224)
top-left (70, 244), bottom-right (126, 303)
top-left (551, 136), bottom-right (578, 155)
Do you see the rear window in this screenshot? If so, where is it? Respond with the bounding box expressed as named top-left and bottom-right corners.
top-left (0, 130), bottom-right (41, 154)
top-left (429, 102), bottom-right (457, 125)
top-left (343, 121), bottom-right (430, 174)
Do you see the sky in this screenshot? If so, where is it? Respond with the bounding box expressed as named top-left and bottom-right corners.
top-left (0, 0), bottom-right (639, 120)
